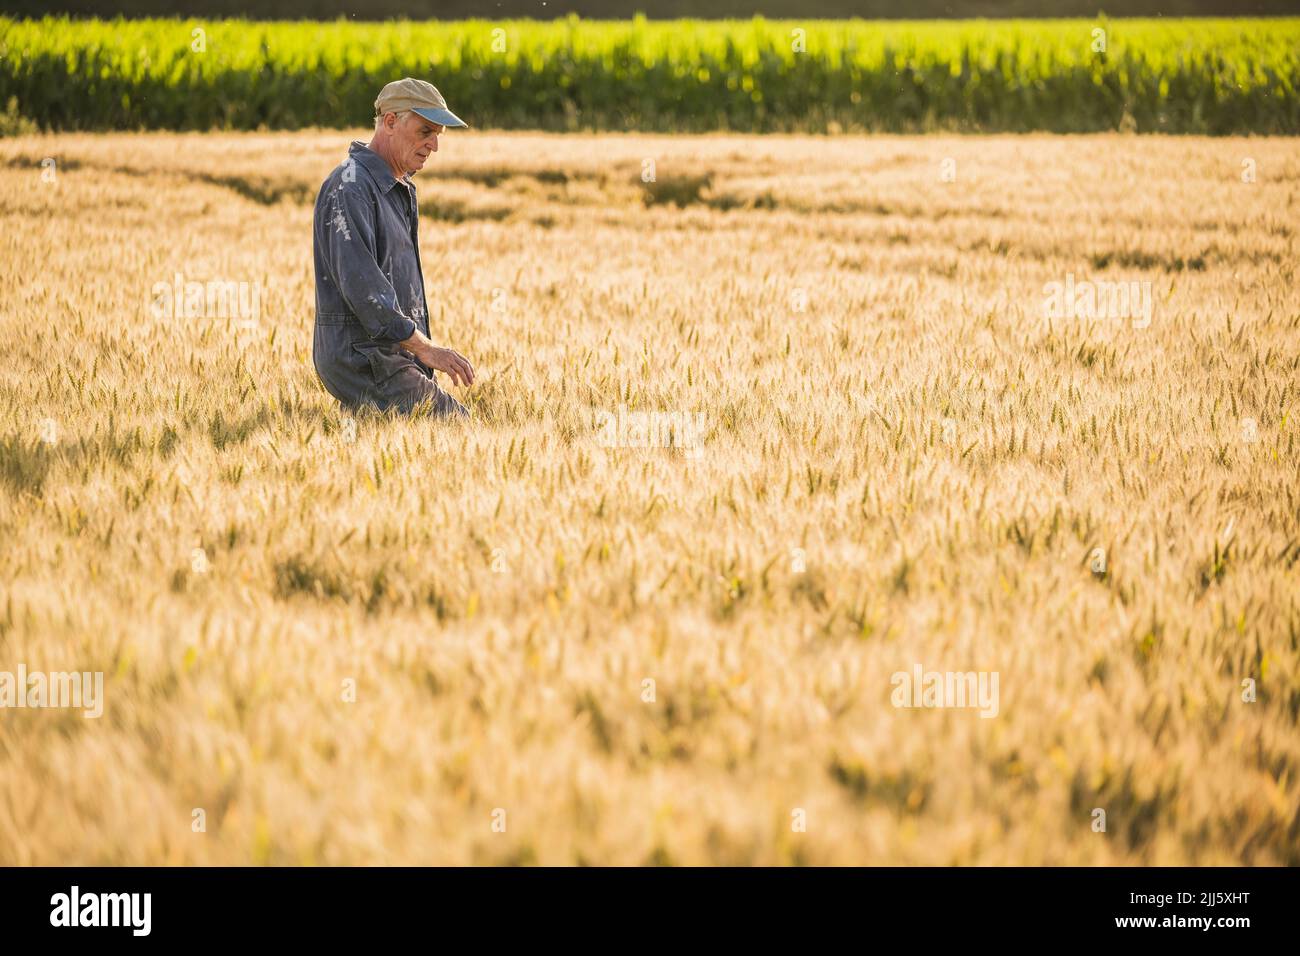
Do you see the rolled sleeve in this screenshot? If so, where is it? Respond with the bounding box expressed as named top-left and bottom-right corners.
top-left (321, 182), bottom-right (417, 343)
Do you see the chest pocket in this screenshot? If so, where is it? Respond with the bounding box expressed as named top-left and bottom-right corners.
top-left (375, 195), bottom-right (417, 278)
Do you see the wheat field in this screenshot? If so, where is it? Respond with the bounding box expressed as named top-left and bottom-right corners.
top-left (0, 130), bottom-right (1297, 865)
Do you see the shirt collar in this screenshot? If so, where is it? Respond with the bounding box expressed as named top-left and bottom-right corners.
top-left (348, 141), bottom-right (414, 193)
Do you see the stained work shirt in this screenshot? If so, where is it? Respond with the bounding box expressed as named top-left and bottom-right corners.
top-left (312, 141), bottom-right (442, 411)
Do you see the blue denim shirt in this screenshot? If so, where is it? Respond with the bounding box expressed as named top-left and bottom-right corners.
top-left (312, 141), bottom-right (439, 409)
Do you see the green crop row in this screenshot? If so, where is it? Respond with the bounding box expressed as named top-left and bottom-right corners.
top-left (2, 16), bottom-right (1298, 133)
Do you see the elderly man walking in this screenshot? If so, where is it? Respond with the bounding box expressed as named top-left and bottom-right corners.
top-left (312, 78), bottom-right (475, 417)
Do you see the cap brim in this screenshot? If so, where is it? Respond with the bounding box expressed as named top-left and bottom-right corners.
top-left (412, 106), bottom-right (468, 129)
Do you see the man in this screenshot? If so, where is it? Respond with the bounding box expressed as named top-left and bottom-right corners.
top-left (312, 77), bottom-right (475, 417)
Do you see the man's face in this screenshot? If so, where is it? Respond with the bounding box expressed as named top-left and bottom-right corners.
top-left (388, 112), bottom-right (443, 174)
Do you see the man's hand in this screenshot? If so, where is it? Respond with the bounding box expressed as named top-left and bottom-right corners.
top-left (425, 346), bottom-right (475, 387)
top-left (398, 330), bottom-right (475, 387)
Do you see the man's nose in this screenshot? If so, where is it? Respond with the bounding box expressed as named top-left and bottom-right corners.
top-left (429, 135), bottom-right (439, 153)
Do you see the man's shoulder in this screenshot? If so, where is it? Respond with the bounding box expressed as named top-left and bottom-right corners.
top-left (322, 142), bottom-right (389, 188)
top-left (316, 153), bottom-right (381, 211)
top-left (319, 156), bottom-right (362, 190)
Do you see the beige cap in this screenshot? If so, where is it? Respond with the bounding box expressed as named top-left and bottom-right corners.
top-left (374, 77), bottom-right (468, 129)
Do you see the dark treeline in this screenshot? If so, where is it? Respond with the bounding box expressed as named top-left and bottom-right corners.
top-left (5, 0), bottom-right (1300, 20)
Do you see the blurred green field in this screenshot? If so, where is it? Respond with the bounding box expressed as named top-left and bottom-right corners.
top-left (1, 16), bottom-right (1298, 133)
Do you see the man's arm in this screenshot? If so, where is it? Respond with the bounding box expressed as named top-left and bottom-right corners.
top-left (397, 328), bottom-right (475, 387)
top-left (323, 180), bottom-right (475, 387)
top-left (321, 180), bottom-right (416, 343)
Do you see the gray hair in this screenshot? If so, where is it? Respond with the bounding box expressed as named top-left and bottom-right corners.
top-left (374, 109), bottom-right (412, 131)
